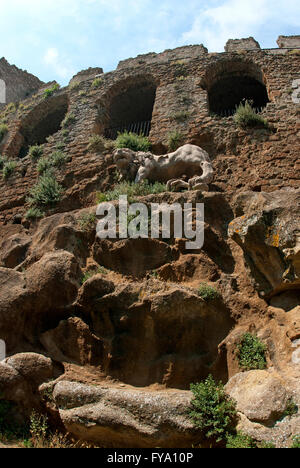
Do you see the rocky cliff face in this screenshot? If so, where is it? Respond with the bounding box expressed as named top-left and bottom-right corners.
top-left (0, 38), bottom-right (299, 448)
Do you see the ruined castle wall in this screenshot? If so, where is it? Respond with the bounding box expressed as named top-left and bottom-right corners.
top-left (0, 37), bottom-right (299, 223)
top-left (0, 58), bottom-right (43, 107)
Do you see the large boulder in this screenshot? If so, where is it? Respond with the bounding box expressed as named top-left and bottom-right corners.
top-left (5, 353), bottom-right (54, 387)
top-left (0, 250), bottom-right (80, 351)
top-left (40, 318), bottom-right (104, 366)
top-left (229, 189), bottom-right (300, 298)
top-left (225, 370), bottom-right (289, 425)
top-left (0, 233), bottom-right (31, 268)
top-left (53, 381), bottom-right (201, 448)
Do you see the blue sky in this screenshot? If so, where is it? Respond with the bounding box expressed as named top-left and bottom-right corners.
top-left (0, 0), bottom-right (299, 86)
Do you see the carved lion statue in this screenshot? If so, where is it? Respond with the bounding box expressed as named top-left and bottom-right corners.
top-left (113, 144), bottom-right (214, 192)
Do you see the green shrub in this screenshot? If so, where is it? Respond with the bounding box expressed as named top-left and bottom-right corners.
top-left (226, 432), bottom-right (257, 448)
top-left (88, 134), bottom-right (115, 153)
top-left (198, 283), bottom-right (221, 301)
top-left (115, 131), bottom-right (151, 152)
top-left (27, 171), bottom-right (63, 207)
top-left (237, 333), bottom-right (267, 371)
top-left (69, 81), bottom-right (80, 91)
top-left (25, 207), bottom-right (45, 220)
top-left (96, 180), bottom-right (167, 204)
top-left (234, 101), bottom-right (269, 129)
top-left (2, 161), bottom-right (17, 180)
top-left (77, 212), bottom-right (96, 231)
top-left (291, 435), bottom-right (300, 448)
top-left (29, 145), bottom-right (44, 162)
top-left (189, 375), bottom-right (238, 443)
top-left (61, 112), bottom-right (76, 128)
top-left (0, 123), bottom-right (8, 142)
top-left (43, 83), bottom-right (60, 98)
top-left (226, 433), bottom-right (275, 449)
top-left (282, 399), bottom-right (298, 418)
top-left (37, 151), bottom-right (69, 174)
top-left (167, 130), bottom-right (184, 151)
top-left (92, 78), bottom-right (103, 88)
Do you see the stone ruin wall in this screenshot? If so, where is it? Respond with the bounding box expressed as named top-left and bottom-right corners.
top-left (0, 57), bottom-right (44, 108)
top-left (0, 35), bottom-right (299, 224)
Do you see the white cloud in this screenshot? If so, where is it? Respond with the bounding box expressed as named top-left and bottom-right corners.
top-left (43, 47), bottom-right (75, 80)
top-left (181, 0), bottom-right (300, 51)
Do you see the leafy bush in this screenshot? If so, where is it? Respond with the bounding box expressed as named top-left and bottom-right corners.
top-left (237, 333), bottom-right (267, 371)
top-left (189, 375), bottom-right (238, 443)
top-left (115, 131), bottom-right (151, 152)
top-left (0, 123), bottom-right (8, 142)
top-left (2, 161), bottom-right (17, 180)
top-left (234, 101), bottom-right (269, 129)
top-left (27, 171), bottom-right (63, 207)
top-left (291, 435), bottom-right (300, 448)
top-left (69, 81), bottom-right (80, 91)
top-left (61, 112), bottom-right (76, 128)
top-left (43, 83), bottom-right (60, 98)
top-left (167, 130), bottom-right (184, 151)
top-left (77, 212), bottom-right (96, 231)
top-left (92, 78), bottom-right (103, 88)
top-left (282, 399), bottom-right (298, 418)
top-left (226, 433), bottom-right (275, 449)
top-left (25, 207), bottom-right (45, 220)
top-left (37, 151), bottom-right (69, 174)
top-left (198, 283), bottom-right (221, 301)
top-left (29, 145), bottom-right (44, 162)
top-left (226, 432), bottom-right (257, 448)
top-left (96, 180), bottom-right (167, 204)
top-left (88, 134), bottom-right (115, 153)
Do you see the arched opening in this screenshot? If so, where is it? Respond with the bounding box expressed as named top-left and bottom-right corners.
top-left (98, 76), bottom-right (157, 140)
top-left (18, 94), bottom-right (69, 158)
top-left (203, 60), bottom-right (269, 117)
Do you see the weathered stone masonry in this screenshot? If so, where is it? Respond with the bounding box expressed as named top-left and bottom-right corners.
top-left (0, 36), bottom-right (299, 224)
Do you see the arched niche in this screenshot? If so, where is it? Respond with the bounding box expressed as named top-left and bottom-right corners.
top-left (96, 75), bottom-right (158, 140)
top-left (202, 60), bottom-right (269, 116)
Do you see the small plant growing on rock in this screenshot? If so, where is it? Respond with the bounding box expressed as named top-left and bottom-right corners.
top-left (28, 171), bottom-right (63, 207)
top-left (81, 266), bottom-right (108, 284)
top-left (170, 111), bottom-right (191, 123)
top-left (96, 180), bottom-right (167, 204)
top-left (92, 78), bottom-right (103, 88)
top-left (37, 151), bottom-right (69, 174)
top-left (29, 145), bottom-right (44, 162)
top-left (226, 432), bottom-right (257, 449)
top-left (0, 123), bottom-right (8, 143)
top-left (115, 131), bottom-right (151, 152)
top-left (167, 130), bottom-right (184, 151)
top-left (234, 101), bottom-right (269, 129)
top-left (198, 283), bottom-right (220, 301)
top-left (237, 333), bottom-right (267, 371)
top-left (25, 207), bottom-right (45, 220)
top-left (88, 134), bottom-right (115, 153)
top-left (226, 432), bottom-right (275, 449)
top-left (77, 212), bottom-right (96, 231)
top-left (43, 83), bottom-right (60, 98)
top-left (61, 112), bottom-right (76, 128)
top-left (282, 399), bottom-right (298, 418)
top-left (291, 435), bottom-right (300, 448)
top-left (2, 160), bottom-right (17, 180)
top-left (189, 375), bottom-right (238, 443)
